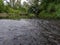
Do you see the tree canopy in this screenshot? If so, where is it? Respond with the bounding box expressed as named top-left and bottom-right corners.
top-left (0, 0), bottom-right (60, 19)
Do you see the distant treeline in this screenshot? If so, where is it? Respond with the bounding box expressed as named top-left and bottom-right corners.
top-left (0, 0), bottom-right (60, 19)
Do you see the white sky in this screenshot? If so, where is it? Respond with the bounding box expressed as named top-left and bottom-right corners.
top-left (4, 0), bottom-right (28, 5)
top-left (21, 0), bottom-right (28, 5)
top-left (4, 0), bottom-right (41, 5)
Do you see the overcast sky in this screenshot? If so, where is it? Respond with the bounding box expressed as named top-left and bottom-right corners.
top-left (4, 0), bottom-right (28, 5)
top-left (21, 0), bottom-right (28, 5)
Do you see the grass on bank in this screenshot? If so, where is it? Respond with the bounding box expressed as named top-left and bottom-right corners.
top-left (0, 13), bottom-right (60, 20)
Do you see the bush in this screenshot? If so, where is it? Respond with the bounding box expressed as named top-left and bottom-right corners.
top-left (47, 3), bottom-right (56, 13)
top-left (38, 10), bottom-right (60, 19)
top-left (28, 14), bottom-right (35, 18)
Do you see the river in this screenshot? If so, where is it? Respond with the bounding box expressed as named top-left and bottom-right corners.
top-left (0, 19), bottom-right (60, 45)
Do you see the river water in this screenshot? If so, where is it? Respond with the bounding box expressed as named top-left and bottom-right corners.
top-left (0, 19), bottom-right (60, 45)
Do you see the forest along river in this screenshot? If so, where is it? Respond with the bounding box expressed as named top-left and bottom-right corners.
top-left (0, 19), bottom-right (60, 45)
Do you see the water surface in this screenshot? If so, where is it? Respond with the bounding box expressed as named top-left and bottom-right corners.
top-left (0, 19), bottom-right (60, 45)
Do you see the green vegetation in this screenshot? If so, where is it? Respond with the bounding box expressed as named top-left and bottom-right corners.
top-left (0, 0), bottom-right (60, 19)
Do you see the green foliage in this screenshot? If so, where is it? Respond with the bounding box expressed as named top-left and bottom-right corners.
top-left (28, 14), bottom-right (35, 18)
top-left (37, 0), bottom-right (60, 19)
top-left (55, 4), bottom-right (60, 19)
top-left (0, 0), bottom-right (4, 13)
top-left (28, 0), bottom-right (41, 16)
top-left (39, 11), bottom-right (57, 19)
top-left (28, 5), bottom-right (40, 17)
top-left (0, 0), bottom-right (60, 19)
top-left (47, 3), bottom-right (56, 13)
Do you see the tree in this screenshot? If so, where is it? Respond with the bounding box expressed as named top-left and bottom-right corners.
top-left (0, 0), bottom-right (4, 12)
top-left (28, 0), bottom-right (40, 17)
top-left (27, 0), bottom-right (35, 5)
top-left (10, 0), bottom-right (15, 7)
top-left (40, 0), bottom-right (56, 13)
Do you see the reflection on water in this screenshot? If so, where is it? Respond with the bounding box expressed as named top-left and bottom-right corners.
top-left (0, 19), bottom-right (60, 45)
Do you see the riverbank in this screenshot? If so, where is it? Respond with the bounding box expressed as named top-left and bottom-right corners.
top-left (0, 13), bottom-right (60, 20)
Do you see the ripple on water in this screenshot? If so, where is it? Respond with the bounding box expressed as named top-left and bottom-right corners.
top-left (0, 19), bottom-right (60, 45)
